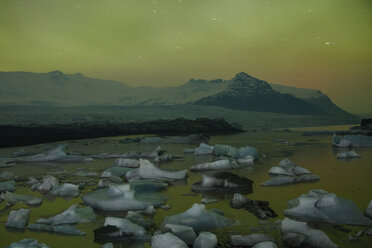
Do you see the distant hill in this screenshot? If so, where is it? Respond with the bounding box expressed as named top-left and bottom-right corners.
top-left (0, 70), bottom-right (358, 122)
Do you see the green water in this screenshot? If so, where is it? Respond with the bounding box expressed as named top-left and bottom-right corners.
top-left (0, 127), bottom-right (372, 248)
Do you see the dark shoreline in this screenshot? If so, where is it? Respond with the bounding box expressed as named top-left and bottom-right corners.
top-left (0, 118), bottom-right (242, 148)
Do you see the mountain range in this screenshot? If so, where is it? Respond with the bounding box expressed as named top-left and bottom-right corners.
top-left (0, 70), bottom-right (357, 121)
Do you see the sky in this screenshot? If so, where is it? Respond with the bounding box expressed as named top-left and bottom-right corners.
top-left (0, 0), bottom-right (371, 114)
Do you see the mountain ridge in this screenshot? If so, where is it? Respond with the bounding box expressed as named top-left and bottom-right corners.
top-left (0, 70), bottom-right (357, 120)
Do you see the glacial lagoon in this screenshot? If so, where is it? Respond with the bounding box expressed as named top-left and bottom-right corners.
top-left (0, 125), bottom-right (371, 248)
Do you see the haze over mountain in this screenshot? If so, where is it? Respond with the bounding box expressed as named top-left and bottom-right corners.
top-left (0, 70), bottom-right (356, 122)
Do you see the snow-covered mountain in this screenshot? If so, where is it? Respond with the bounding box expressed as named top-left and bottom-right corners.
top-left (0, 70), bottom-right (356, 119)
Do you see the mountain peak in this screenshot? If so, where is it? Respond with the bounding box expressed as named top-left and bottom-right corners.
top-left (233, 72), bottom-right (253, 81)
top-left (230, 72), bottom-right (271, 91)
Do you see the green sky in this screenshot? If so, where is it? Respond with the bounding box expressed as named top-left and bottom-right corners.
top-left (0, 0), bottom-right (371, 113)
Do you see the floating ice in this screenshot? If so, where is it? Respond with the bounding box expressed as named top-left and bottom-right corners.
top-left (37, 175), bottom-right (59, 192)
top-left (190, 159), bottom-right (248, 171)
top-left (126, 159), bottom-right (187, 181)
top-left (164, 223), bottom-right (196, 245)
top-left (262, 158), bottom-right (319, 186)
top-left (195, 143), bottom-right (214, 156)
top-left (4, 239), bottom-right (50, 248)
top-left (6, 208), bottom-right (31, 229)
top-left (0, 171), bottom-right (14, 180)
top-left (36, 204), bottom-right (96, 225)
top-left (1, 191), bottom-right (42, 206)
top-left (126, 211), bottom-right (155, 229)
top-left (192, 171), bottom-right (253, 193)
top-left (50, 183), bottom-right (80, 197)
top-left (284, 189), bottom-right (372, 226)
top-left (214, 144), bottom-right (258, 159)
top-left (193, 232), bottom-right (217, 248)
top-left (161, 203), bottom-right (235, 232)
top-left (252, 241), bottom-right (278, 248)
top-left (113, 158), bottom-right (140, 168)
top-left (101, 167), bottom-right (133, 178)
top-left (13, 144), bottom-right (92, 162)
top-left (0, 181), bottom-right (16, 192)
top-left (151, 232), bottom-right (188, 248)
top-left (332, 134), bottom-right (372, 147)
top-left (230, 233), bottom-right (275, 247)
top-left (94, 217), bottom-right (149, 241)
top-left (28, 223), bottom-right (85, 236)
top-left (281, 217), bottom-right (338, 248)
top-left (82, 184), bottom-right (168, 211)
top-left (337, 150), bottom-right (361, 159)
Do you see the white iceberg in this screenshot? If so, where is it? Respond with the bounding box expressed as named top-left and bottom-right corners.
top-left (284, 189), bottom-right (372, 226)
top-left (126, 159), bottom-right (187, 181)
top-left (82, 184), bottom-right (168, 211)
top-left (113, 158), bottom-right (140, 168)
top-left (161, 203), bottom-right (235, 232)
top-left (164, 223), bottom-right (196, 245)
top-left (193, 232), bottom-right (218, 248)
top-left (281, 217), bottom-right (338, 248)
top-left (152, 232), bottom-right (188, 248)
top-left (262, 158), bottom-right (318, 186)
top-left (195, 143), bottom-right (214, 156)
top-left (6, 208), bottom-right (31, 229)
top-left (4, 239), bottom-right (50, 248)
top-left (36, 204), bottom-right (96, 225)
top-left (94, 217), bottom-right (149, 241)
top-left (332, 134), bottom-right (372, 147)
top-left (1, 191), bottom-right (42, 206)
top-left (190, 159), bottom-right (248, 171)
top-left (50, 183), bottom-right (80, 197)
top-left (13, 144), bottom-right (92, 162)
top-left (337, 150), bottom-right (361, 159)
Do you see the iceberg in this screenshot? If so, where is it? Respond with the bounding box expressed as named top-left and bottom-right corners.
top-left (0, 181), bottom-right (16, 192)
top-left (37, 175), bottom-right (59, 192)
top-left (126, 159), bottom-right (187, 181)
top-left (332, 134), bottom-right (372, 147)
top-left (50, 183), bottom-right (80, 197)
top-left (113, 158), bottom-right (140, 168)
top-left (28, 223), bottom-right (85, 235)
top-left (164, 223), bottom-right (196, 245)
top-left (262, 158), bottom-right (319, 186)
top-left (161, 203), bottom-right (235, 232)
top-left (194, 143), bottom-right (214, 156)
top-left (6, 208), bottom-right (31, 229)
top-left (337, 150), bottom-right (361, 159)
top-left (152, 232), bottom-right (188, 248)
top-left (101, 167), bottom-right (133, 178)
top-left (284, 189), bottom-right (372, 226)
top-left (214, 144), bottom-right (258, 159)
top-left (36, 204), bottom-right (96, 225)
top-left (193, 232), bottom-right (217, 248)
top-left (1, 191), bottom-right (42, 206)
top-left (230, 234), bottom-right (275, 247)
top-left (13, 144), bottom-right (92, 162)
top-left (192, 171), bottom-right (253, 193)
top-left (94, 217), bottom-right (149, 241)
top-left (190, 159), bottom-right (249, 171)
top-left (4, 239), bottom-right (50, 248)
top-left (281, 218), bottom-right (338, 248)
top-left (126, 211), bottom-right (155, 229)
top-left (82, 184), bottom-right (168, 211)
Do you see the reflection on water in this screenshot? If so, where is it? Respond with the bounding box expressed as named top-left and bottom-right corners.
top-left (0, 127), bottom-right (371, 247)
